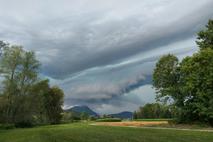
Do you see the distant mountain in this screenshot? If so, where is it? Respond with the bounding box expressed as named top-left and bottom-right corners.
top-left (110, 111), bottom-right (133, 119)
top-left (65, 106), bottom-right (98, 116)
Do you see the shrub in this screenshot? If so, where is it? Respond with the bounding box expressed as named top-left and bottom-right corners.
top-left (15, 121), bottom-right (34, 128)
top-left (0, 124), bottom-right (15, 129)
top-left (96, 118), bottom-right (122, 122)
top-left (209, 118), bottom-right (213, 127)
top-left (89, 116), bottom-right (97, 121)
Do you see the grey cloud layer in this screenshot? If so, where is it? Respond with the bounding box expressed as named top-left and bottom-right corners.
top-left (0, 0), bottom-right (213, 113)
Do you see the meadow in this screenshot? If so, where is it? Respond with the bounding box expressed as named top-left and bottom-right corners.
top-left (0, 122), bottom-right (213, 142)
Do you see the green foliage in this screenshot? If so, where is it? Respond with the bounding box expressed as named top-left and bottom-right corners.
top-left (153, 19), bottom-right (213, 125)
top-left (196, 20), bottom-right (213, 49)
top-left (0, 96), bottom-right (8, 122)
top-left (133, 111), bottom-right (138, 119)
top-left (61, 112), bottom-right (79, 123)
top-left (0, 42), bottom-right (64, 127)
top-left (178, 48), bottom-right (213, 124)
top-left (0, 45), bottom-right (40, 125)
top-left (29, 79), bottom-right (50, 124)
top-left (44, 86), bottom-right (64, 124)
top-left (0, 124), bottom-right (15, 130)
top-left (153, 54), bottom-right (181, 105)
top-left (134, 103), bottom-right (172, 119)
top-left (96, 118), bottom-right (122, 122)
top-left (89, 116), bottom-right (97, 121)
top-left (80, 112), bottom-right (89, 120)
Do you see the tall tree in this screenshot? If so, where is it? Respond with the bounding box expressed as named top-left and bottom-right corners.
top-left (0, 42), bottom-right (65, 126)
top-left (0, 46), bottom-right (23, 123)
top-left (152, 54), bottom-right (183, 106)
top-left (0, 45), bottom-right (40, 124)
top-left (44, 86), bottom-right (64, 124)
top-left (29, 79), bottom-right (50, 124)
top-left (153, 19), bottom-right (213, 125)
top-left (179, 48), bottom-right (213, 123)
top-left (17, 51), bottom-right (40, 96)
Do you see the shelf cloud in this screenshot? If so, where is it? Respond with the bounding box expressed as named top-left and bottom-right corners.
top-left (0, 0), bottom-right (213, 113)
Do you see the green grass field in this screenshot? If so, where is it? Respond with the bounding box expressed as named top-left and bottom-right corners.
top-left (0, 123), bottom-right (212, 142)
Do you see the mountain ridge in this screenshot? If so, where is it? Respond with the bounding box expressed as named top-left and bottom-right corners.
top-left (65, 105), bottom-right (98, 116)
top-left (109, 111), bottom-right (133, 119)
top-left (65, 105), bottom-right (133, 119)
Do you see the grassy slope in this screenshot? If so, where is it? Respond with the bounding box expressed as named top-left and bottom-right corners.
top-left (0, 123), bottom-right (213, 142)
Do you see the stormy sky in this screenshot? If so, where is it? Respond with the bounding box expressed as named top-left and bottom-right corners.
top-left (0, 0), bottom-right (213, 114)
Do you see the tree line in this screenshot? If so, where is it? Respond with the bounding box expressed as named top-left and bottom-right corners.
top-left (152, 20), bottom-right (213, 126)
top-left (0, 43), bottom-right (64, 127)
top-left (133, 103), bottom-right (173, 119)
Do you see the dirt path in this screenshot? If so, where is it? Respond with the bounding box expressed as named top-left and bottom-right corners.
top-left (91, 121), bottom-right (213, 132)
top-left (93, 121), bottom-right (168, 127)
top-left (139, 126), bottom-right (213, 132)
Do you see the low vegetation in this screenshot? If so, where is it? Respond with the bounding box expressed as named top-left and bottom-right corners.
top-left (134, 118), bottom-right (173, 121)
top-left (95, 118), bottom-right (122, 122)
top-left (0, 123), bottom-right (213, 142)
top-left (133, 103), bottom-right (173, 119)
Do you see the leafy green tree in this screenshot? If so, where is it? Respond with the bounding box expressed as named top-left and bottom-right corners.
top-left (135, 103), bottom-right (172, 119)
top-left (80, 112), bottom-right (89, 120)
top-left (153, 19), bottom-right (213, 125)
top-left (196, 20), bottom-right (213, 50)
top-left (179, 48), bottom-right (213, 124)
top-left (29, 79), bottom-right (50, 124)
top-left (153, 54), bottom-right (184, 106)
top-left (0, 42), bottom-right (65, 126)
top-left (133, 111), bottom-right (138, 119)
top-left (0, 46), bottom-right (25, 123)
top-left (61, 112), bottom-right (72, 123)
top-left (17, 51), bottom-right (40, 96)
top-left (0, 45), bottom-right (41, 125)
top-left (0, 95), bottom-right (8, 122)
top-left (89, 116), bottom-right (97, 121)
top-left (44, 86), bottom-right (64, 124)
top-left (153, 51), bottom-right (213, 123)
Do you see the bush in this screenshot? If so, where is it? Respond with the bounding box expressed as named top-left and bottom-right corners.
top-left (15, 121), bottom-right (34, 128)
top-left (168, 119), bottom-right (177, 125)
top-left (0, 124), bottom-right (15, 129)
top-left (89, 116), bottom-right (97, 121)
top-left (96, 118), bottom-right (122, 122)
top-left (209, 119), bottom-right (213, 127)
top-left (134, 119), bottom-right (173, 122)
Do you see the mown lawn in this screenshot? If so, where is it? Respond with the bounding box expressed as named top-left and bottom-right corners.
top-left (0, 123), bottom-right (212, 142)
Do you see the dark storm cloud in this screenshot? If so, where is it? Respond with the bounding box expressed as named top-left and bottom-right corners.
top-left (37, 3), bottom-right (213, 78)
top-left (1, 0), bottom-right (212, 78)
top-left (0, 0), bottom-right (213, 113)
